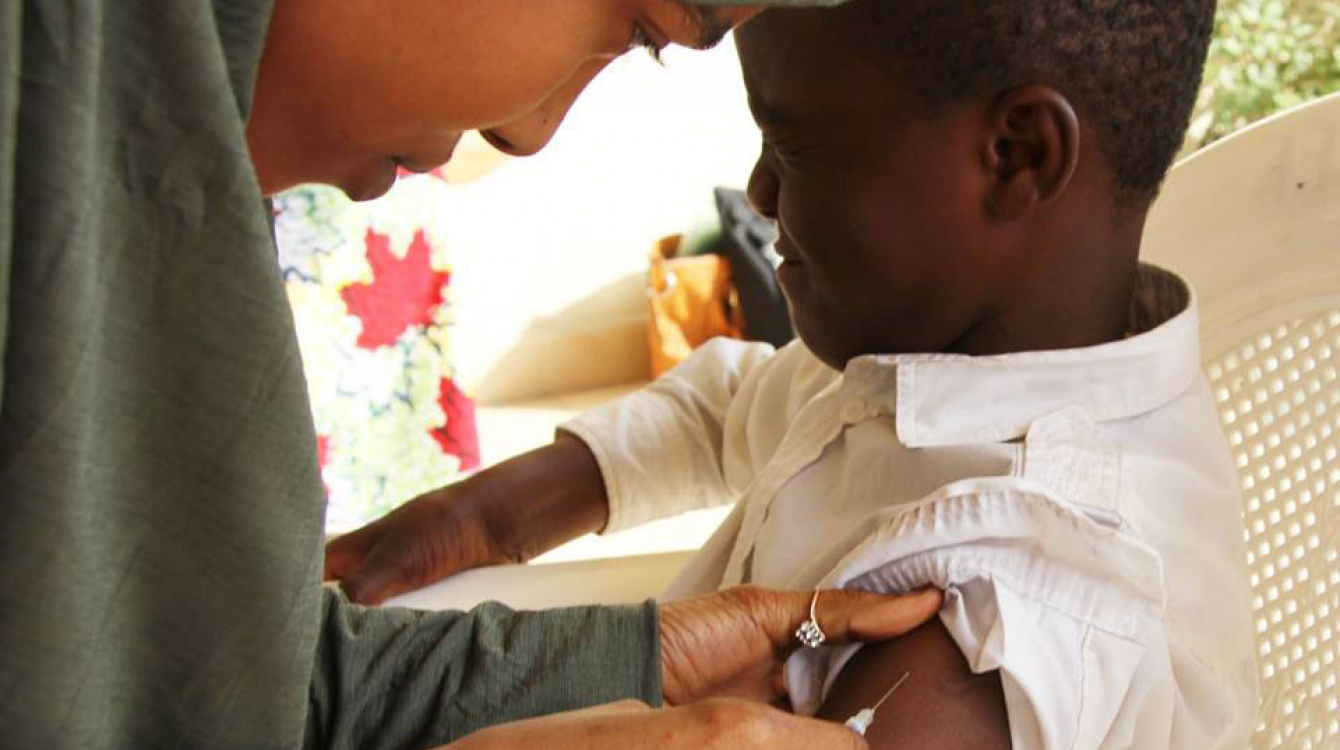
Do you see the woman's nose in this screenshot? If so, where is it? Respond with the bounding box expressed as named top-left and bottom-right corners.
top-left (746, 151), bottom-right (780, 219)
top-left (483, 58), bottom-right (611, 157)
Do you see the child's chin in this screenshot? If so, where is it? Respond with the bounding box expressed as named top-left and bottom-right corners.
top-left (791, 322), bottom-right (847, 372)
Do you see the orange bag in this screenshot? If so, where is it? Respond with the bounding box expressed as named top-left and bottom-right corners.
top-left (646, 234), bottom-right (744, 377)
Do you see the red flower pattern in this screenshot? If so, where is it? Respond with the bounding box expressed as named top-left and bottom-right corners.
top-left (316, 434), bottom-right (331, 468)
top-left (341, 228), bottom-right (451, 350)
top-left (396, 166), bottom-right (448, 181)
top-left (431, 378), bottom-right (480, 471)
top-left (315, 434), bottom-right (332, 497)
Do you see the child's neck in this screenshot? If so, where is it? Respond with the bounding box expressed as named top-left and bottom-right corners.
top-left (946, 217), bottom-right (1144, 358)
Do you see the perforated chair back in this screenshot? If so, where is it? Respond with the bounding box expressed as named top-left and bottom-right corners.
top-left (1143, 92), bottom-right (1340, 750)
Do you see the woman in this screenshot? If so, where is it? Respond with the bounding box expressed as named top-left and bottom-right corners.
top-left (0, 0), bottom-right (939, 749)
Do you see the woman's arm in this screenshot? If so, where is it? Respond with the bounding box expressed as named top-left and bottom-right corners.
top-left (448, 699), bottom-right (871, 750)
top-left (306, 583), bottom-right (943, 750)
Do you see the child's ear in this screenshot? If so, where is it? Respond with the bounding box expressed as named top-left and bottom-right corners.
top-left (980, 85), bottom-right (1080, 221)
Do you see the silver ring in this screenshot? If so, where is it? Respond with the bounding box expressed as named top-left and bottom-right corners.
top-left (794, 589), bottom-right (826, 648)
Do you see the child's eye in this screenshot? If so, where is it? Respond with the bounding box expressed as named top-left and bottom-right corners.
top-left (765, 139), bottom-right (806, 165)
top-left (628, 24), bottom-right (665, 64)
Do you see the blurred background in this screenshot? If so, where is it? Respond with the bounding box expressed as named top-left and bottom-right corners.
top-left (1189, 0), bottom-right (1340, 151)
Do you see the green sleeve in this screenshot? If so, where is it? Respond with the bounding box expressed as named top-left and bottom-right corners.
top-left (0, 0), bottom-right (16, 409)
top-left (306, 589), bottom-right (664, 750)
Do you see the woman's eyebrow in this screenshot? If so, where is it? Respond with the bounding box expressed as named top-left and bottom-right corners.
top-left (679, 3), bottom-right (733, 50)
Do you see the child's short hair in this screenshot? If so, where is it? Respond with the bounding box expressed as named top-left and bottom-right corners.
top-left (862, 0), bottom-right (1216, 204)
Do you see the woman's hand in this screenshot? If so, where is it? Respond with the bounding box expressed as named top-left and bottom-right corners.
top-left (324, 435), bottom-right (610, 604)
top-left (659, 586), bottom-right (944, 706)
top-left (446, 698), bottom-right (872, 750)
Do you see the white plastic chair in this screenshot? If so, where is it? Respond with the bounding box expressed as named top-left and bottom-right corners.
top-left (1143, 92), bottom-right (1340, 750)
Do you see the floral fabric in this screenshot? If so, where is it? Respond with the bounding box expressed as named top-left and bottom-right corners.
top-left (274, 174), bottom-right (478, 532)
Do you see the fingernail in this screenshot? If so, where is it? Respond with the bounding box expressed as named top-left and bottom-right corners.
top-left (342, 574), bottom-right (384, 605)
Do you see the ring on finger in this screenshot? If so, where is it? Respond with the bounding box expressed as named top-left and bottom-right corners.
top-left (794, 588), bottom-right (826, 648)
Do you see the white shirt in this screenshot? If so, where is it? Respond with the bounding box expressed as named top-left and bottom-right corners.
top-left (562, 265), bottom-right (1259, 750)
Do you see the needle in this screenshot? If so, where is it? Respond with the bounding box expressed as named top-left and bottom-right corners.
top-left (843, 671), bottom-right (911, 736)
top-left (871, 671), bottom-right (911, 711)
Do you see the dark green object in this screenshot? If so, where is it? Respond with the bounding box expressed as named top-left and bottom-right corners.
top-left (0, 3), bottom-right (660, 748)
top-left (714, 188), bottom-right (795, 349)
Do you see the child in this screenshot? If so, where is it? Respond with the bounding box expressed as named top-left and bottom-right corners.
top-left (332, 0), bottom-right (1258, 747)
top-left (559, 1), bottom-right (1257, 747)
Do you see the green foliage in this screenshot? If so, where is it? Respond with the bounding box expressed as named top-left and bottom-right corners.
top-left (1188, 0), bottom-right (1340, 151)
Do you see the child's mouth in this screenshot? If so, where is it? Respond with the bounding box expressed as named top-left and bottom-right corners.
top-left (776, 257), bottom-right (806, 295)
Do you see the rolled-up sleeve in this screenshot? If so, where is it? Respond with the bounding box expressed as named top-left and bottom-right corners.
top-left (305, 589), bottom-right (662, 750)
top-left (560, 337), bottom-right (775, 532)
top-left (785, 479), bottom-right (1244, 750)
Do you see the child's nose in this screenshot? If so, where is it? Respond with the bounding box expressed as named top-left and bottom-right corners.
top-left (746, 155), bottom-right (780, 219)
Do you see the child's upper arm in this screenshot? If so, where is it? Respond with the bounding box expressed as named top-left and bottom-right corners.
top-left (786, 481), bottom-right (1181, 750)
top-left (815, 619), bottom-right (1011, 750)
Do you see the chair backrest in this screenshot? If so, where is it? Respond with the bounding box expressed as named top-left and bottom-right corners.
top-left (1143, 92), bottom-right (1340, 750)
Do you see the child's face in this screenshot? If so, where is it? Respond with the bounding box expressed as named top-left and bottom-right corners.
top-left (738, 9), bottom-right (1006, 369)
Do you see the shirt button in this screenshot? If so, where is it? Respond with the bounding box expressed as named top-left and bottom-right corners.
top-left (840, 399), bottom-right (871, 424)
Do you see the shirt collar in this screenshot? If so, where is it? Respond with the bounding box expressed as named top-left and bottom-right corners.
top-left (838, 264), bottom-right (1202, 448)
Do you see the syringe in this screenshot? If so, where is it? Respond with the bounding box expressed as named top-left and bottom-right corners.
top-left (843, 671), bottom-right (911, 736)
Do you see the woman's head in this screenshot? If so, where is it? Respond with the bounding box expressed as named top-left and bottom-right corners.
top-left (247, 0), bottom-right (775, 200)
